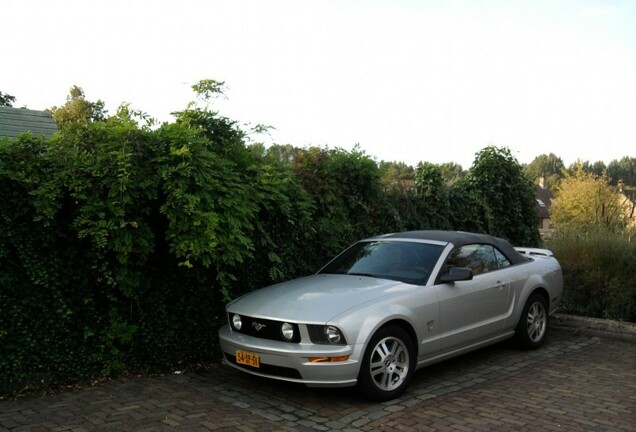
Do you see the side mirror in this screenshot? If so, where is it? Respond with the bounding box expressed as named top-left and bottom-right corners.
top-left (440, 267), bottom-right (473, 283)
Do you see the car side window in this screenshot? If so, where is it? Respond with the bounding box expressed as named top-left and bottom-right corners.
top-left (493, 247), bottom-right (512, 269)
top-left (446, 244), bottom-right (501, 276)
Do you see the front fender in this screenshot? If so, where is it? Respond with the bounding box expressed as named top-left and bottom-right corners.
top-left (327, 288), bottom-right (441, 362)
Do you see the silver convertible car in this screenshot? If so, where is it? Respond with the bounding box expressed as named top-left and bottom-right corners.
top-left (218, 231), bottom-right (563, 400)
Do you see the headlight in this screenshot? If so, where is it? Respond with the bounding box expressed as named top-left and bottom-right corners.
top-left (325, 325), bottom-right (343, 344)
top-left (232, 314), bottom-right (242, 331)
top-left (307, 324), bottom-right (347, 344)
top-left (281, 322), bottom-right (294, 341)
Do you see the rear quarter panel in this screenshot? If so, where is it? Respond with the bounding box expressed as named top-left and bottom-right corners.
top-left (505, 256), bottom-right (563, 330)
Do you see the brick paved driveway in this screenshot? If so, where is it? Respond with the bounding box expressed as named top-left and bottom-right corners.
top-left (2, 327), bottom-right (634, 431)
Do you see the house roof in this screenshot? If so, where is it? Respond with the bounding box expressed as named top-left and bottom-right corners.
top-left (0, 106), bottom-right (58, 139)
top-left (535, 183), bottom-right (552, 219)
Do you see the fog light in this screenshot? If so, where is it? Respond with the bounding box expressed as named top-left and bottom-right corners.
top-left (281, 322), bottom-right (294, 341)
top-left (232, 314), bottom-right (242, 331)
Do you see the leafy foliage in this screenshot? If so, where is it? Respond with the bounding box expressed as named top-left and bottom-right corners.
top-left (446, 175), bottom-right (489, 234)
top-left (546, 230), bottom-right (636, 322)
top-left (0, 91), bottom-right (16, 107)
top-left (290, 146), bottom-right (388, 262)
top-left (414, 162), bottom-right (451, 229)
top-left (607, 156), bottom-right (636, 186)
top-left (438, 162), bottom-right (466, 185)
top-left (551, 164), bottom-right (630, 233)
top-left (50, 86), bottom-right (107, 131)
top-left (264, 143), bottom-right (301, 165)
top-left (466, 146), bottom-right (540, 246)
top-left (567, 160), bottom-right (607, 178)
top-left (1, 82), bottom-right (546, 395)
top-left (379, 161), bottom-right (415, 185)
top-left (524, 153), bottom-right (565, 191)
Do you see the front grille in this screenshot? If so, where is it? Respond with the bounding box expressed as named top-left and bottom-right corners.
top-left (225, 353), bottom-right (303, 380)
top-left (229, 314), bottom-right (301, 343)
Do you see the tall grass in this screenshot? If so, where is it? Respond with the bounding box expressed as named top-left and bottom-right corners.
top-left (546, 230), bottom-right (636, 322)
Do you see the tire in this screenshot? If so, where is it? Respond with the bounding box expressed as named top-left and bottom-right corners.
top-left (357, 325), bottom-right (415, 401)
top-left (515, 293), bottom-right (549, 350)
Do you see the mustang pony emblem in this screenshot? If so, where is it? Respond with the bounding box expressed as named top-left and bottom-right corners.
top-left (252, 322), bottom-right (266, 331)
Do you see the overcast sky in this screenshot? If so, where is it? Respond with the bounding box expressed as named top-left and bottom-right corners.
top-left (2, 0), bottom-right (635, 169)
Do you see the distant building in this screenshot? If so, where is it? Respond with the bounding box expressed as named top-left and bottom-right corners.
top-left (618, 180), bottom-right (636, 234)
top-left (535, 177), bottom-right (553, 238)
top-left (0, 106), bottom-right (58, 140)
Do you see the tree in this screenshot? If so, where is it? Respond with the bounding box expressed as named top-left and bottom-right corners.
top-left (0, 78), bottom-right (325, 391)
top-left (447, 175), bottom-right (489, 234)
top-left (551, 163), bottom-right (630, 233)
top-left (524, 153), bottom-right (565, 191)
top-left (590, 160), bottom-right (608, 177)
top-left (50, 86), bottom-right (107, 130)
top-left (567, 160), bottom-right (606, 178)
top-left (467, 146), bottom-right (540, 246)
top-left (607, 156), bottom-right (636, 186)
top-left (379, 160), bottom-right (415, 192)
top-left (0, 91), bottom-right (16, 107)
top-left (438, 162), bottom-right (466, 185)
top-left (265, 144), bottom-right (302, 164)
top-left (291, 146), bottom-right (388, 261)
top-left (414, 162), bottom-right (451, 228)
top-left (190, 78), bottom-right (226, 104)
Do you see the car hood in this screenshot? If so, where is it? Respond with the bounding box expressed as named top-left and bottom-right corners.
top-left (227, 274), bottom-right (411, 323)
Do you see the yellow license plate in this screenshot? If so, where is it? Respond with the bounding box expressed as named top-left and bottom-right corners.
top-left (236, 350), bottom-right (260, 368)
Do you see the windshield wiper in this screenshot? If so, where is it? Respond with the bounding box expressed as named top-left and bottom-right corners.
top-left (347, 272), bottom-right (377, 278)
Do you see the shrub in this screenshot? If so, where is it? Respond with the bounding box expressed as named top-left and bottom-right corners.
top-left (0, 84), bottom-right (545, 395)
top-left (0, 106), bottom-right (316, 392)
top-left (546, 229), bottom-right (636, 322)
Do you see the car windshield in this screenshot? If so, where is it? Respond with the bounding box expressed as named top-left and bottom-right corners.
top-left (319, 241), bottom-right (444, 285)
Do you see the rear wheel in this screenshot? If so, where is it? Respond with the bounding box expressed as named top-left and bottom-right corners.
top-left (357, 325), bottom-right (415, 401)
top-left (515, 293), bottom-right (549, 349)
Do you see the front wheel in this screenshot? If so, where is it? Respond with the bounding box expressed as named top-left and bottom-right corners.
top-left (515, 293), bottom-right (549, 349)
top-left (357, 325), bottom-right (415, 401)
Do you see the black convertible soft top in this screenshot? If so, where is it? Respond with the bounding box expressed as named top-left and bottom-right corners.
top-left (372, 230), bottom-right (528, 265)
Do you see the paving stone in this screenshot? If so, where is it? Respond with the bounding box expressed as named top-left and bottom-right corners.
top-left (1, 328), bottom-right (634, 431)
top-left (351, 417), bottom-right (371, 427)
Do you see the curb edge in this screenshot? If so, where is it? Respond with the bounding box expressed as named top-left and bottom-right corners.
top-left (552, 313), bottom-right (636, 342)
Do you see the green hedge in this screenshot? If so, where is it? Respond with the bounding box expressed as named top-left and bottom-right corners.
top-left (0, 103), bottom-right (540, 394)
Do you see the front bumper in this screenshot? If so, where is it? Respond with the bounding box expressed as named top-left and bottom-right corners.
top-left (218, 324), bottom-right (361, 387)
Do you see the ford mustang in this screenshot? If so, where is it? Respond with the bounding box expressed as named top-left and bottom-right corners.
top-left (218, 230), bottom-right (563, 400)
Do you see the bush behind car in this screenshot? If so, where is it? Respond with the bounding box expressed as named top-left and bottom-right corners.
top-left (546, 229), bottom-right (636, 322)
top-left (1, 91), bottom-right (541, 395)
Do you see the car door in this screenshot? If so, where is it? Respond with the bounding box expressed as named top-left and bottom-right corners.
top-left (435, 244), bottom-right (511, 351)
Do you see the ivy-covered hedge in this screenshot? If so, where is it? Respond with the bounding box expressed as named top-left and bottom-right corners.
top-left (0, 96), bottom-right (539, 394)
